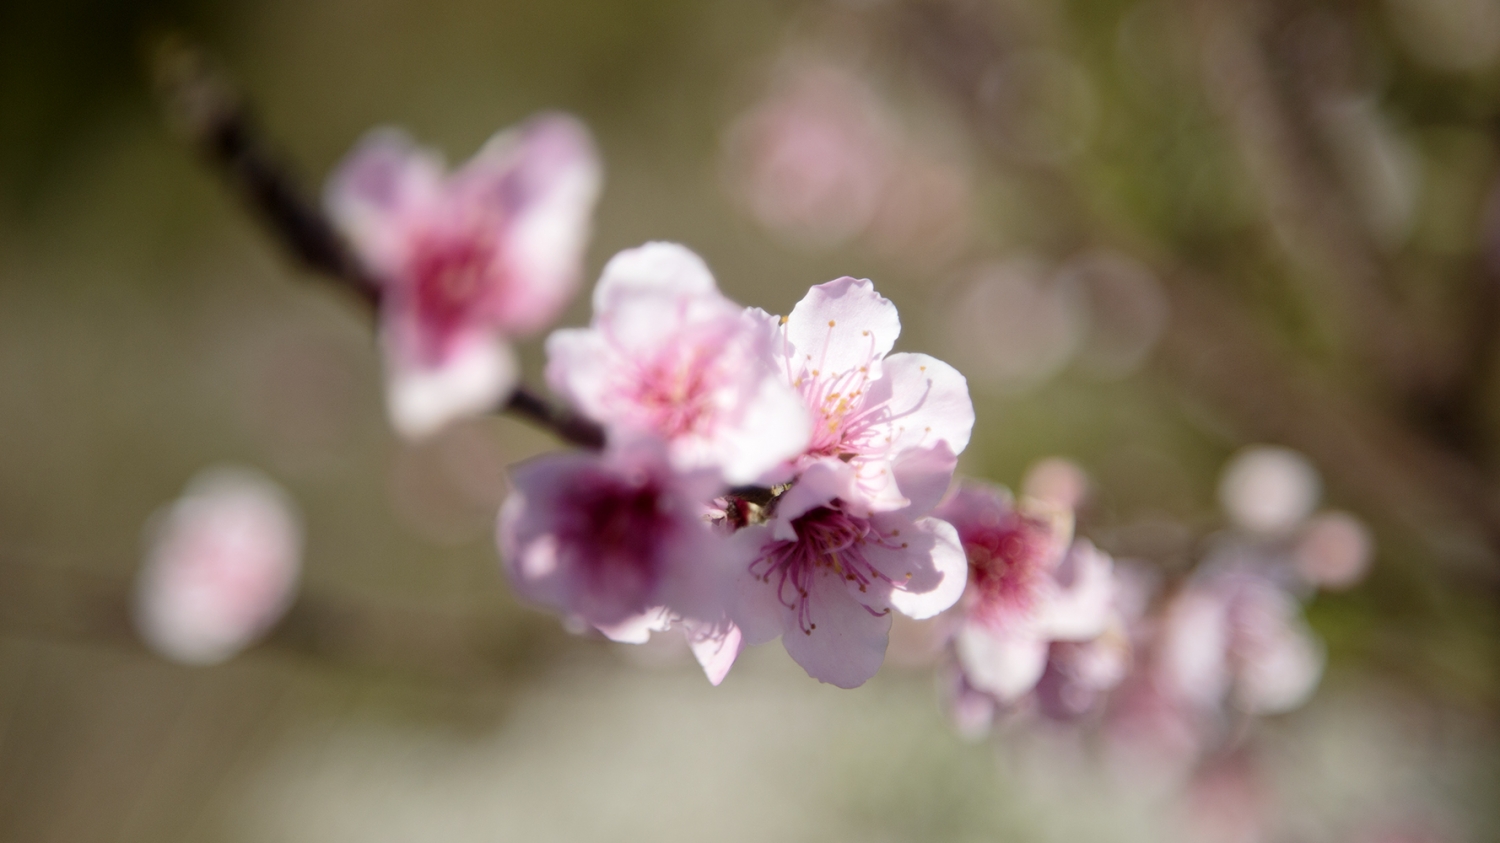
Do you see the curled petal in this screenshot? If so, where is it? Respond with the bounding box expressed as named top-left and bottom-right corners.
top-left (685, 618), bottom-right (744, 686)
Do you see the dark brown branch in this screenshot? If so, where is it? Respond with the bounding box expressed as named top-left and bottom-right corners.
top-left (153, 41), bottom-right (607, 450)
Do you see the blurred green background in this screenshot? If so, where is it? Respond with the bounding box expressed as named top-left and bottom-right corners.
top-left (1, 0), bottom-right (1498, 840)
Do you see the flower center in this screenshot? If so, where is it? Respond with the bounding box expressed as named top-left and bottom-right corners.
top-left (566, 478), bottom-right (670, 608)
top-left (625, 341), bottom-right (722, 439)
top-left (749, 506), bottom-right (899, 634)
top-left (406, 225), bottom-right (504, 357)
top-left (964, 515), bottom-right (1054, 628)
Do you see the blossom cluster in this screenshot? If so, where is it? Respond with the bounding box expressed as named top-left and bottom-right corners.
top-left (133, 113), bottom-right (1366, 725)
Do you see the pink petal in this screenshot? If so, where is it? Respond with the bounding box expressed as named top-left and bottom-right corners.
top-left (889, 441), bottom-right (958, 518)
top-left (783, 276), bottom-right (900, 378)
top-left (779, 570), bottom-right (893, 688)
top-left (596, 607), bottom-right (674, 643)
top-left (866, 352), bottom-right (974, 457)
top-left (685, 619), bottom-right (744, 686)
top-left (955, 622), bottom-right (1049, 702)
top-left (323, 129), bottom-right (444, 277)
top-left (1036, 539), bottom-right (1115, 641)
top-left (480, 114), bottom-right (602, 335)
top-left (867, 514), bottom-right (967, 620)
top-left (383, 334), bottom-right (518, 439)
top-left (591, 241), bottom-right (718, 314)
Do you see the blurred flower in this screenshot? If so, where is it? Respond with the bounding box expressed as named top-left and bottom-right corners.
top-left (934, 482), bottom-right (1115, 704)
top-left (134, 467), bottom-right (303, 665)
top-left (1217, 446), bottom-right (1322, 535)
top-left (1022, 457), bottom-right (1091, 513)
top-left (497, 442), bottom-right (734, 647)
top-left (773, 275), bottom-right (974, 512)
top-left (325, 114), bottom-right (601, 439)
top-left (546, 242), bottom-right (810, 485)
top-left (1158, 568), bottom-right (1325, 716)
top-left (944, 259), bottom-right (1086, 393)
top-left (730, 459), bottom-right (968, 688)
top-left (722, 63), bottom-right (894, 247)
top-left (1293, 510), bottom-right (1373, 591)
top-left (723, 60), bottom-right (976, 265)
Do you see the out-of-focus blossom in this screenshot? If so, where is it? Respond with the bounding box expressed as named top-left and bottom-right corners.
top-left (771, 276), bottom-right (974, 512)
top-left (326, 115), bottom-right (601, 439)
top-left (935, 482), bottom-right (1116, 703)
top-left (730, 458), bottom-right (967, 688)
top-left (723, 60), bottom-right (976, 266)
top-left (722, 63), bottom-right (895, 247)
top-left (1055, 251), bottom-right (1170, 379)
top-left (1218, 445), bottom-right (1322, 535)
top-left (1294, 510), bottom-right (1373, 590)
top-left (1183, 752), bottom-right (1270, 843)
top-left (1158, 569), bottom-right (1325, 716)
top-left (134, 467), bottom-right (303, 665)
top-left (944, 260), bottom-right (1086, 393)
top-left (546, 242), bottom-right (810, 485)
top-left (497, 442), bottom-right (734, 648)
top-left (1022, 457), bottom-right (1091, 512)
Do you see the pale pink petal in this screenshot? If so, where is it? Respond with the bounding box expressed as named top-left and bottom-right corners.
top-left (783, 276), bottom-right (900, 377)
top-left (590, 241), bottom-right (717, 314)
top-left (486, 114), bottom-right (602, 334)
top-left (870, 515), bottom-right (967, 620)
top-left (714, 358), bottom-right (813, 484)
top-left (955, 622), bottom-right (1049, 702)
top-left (384, 335), bottom-right (518, 439)
top-left (889, 442), bottom-right (958, 518)
top-left (323, 129), bottom-right (444, 277)
top-left (771, 459), bottom-right (852, 531)
top-left (726, 525), bottom-right (788, 646)
top-left (1036, 540), bottom-right (1115, 641)
top-left (596, 607), bottom-right (674, 644)
top-left (779, 570), bottom-right (893, 688)
top-left (1158, 589), bottom-right (1232, 709)
top-left (866, 352), bottom-right (975, 456)
top-left (1235, 621), bottom-right (1324, 714)
top-left (685, 619), bottom-right (744, 686)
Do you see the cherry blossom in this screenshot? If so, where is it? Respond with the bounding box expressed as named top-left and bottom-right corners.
top-left (134, 467), bottom-right (303, 665)
top-left (729, 454), bottom-right (967, 688)
top-left (546, 242), bottom-right (810, 484)
top-left (769, 276), bottom-right (974, 511)
top-left (325, 114), bottom-right (601, 438)
top-left (497, 442), bottom-right (736, 648)
top-left (1157, 568), bottom-right (1325, 716)
top-left (934, 481), bottom-right (1116, 703)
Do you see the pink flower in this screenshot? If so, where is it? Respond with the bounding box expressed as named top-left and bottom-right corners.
top-left (134, 467), bottom-right (303, 665)
top-left (770, 276), bottom-right (974, 511)
top-left (497, 442), bottom-right (734, 647)
top-left (545, 242), bottom-right (811, 484)
top-left (934, 482), bottom-right (1115, 703)
top-left (1157, 568), bottom-right (1325, 716)
top-left (326, 114), bottom-right (601, 438)
top-left (729, 454), bottom-right (968, 688)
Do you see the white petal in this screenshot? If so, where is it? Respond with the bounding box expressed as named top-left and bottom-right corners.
top-left (870, 352), bottom-right (974, 457)
top-left (1037, 540), bottom-right (1115, 641)
top-left (385, 336), bottom-right (519, 439)
top-left (877, 515), bottom-right (968, 620)
top-left (784, 276), bottom-right (900, 376)
top-left (686, 620), bottom-right (743, 686)
top-left (955, 623), bottom-right (1049, 702)
top-left (592, 242), bottom-right (718, 314)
